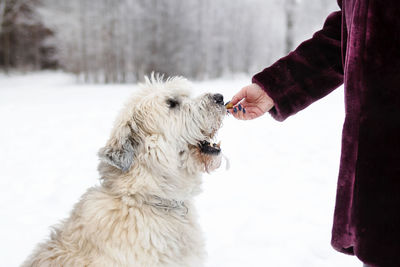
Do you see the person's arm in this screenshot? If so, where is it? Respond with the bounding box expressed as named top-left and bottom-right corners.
top-left (229, 5), bottom-right (344, 121)
top-left (251, 8), bottom-right (343, 122)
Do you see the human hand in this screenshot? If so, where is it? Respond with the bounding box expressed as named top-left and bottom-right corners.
top-left (227, 83), bottom-right (274, 120)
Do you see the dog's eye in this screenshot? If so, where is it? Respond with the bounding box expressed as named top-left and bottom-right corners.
top-left (167, 98), bottom-right (179, 109)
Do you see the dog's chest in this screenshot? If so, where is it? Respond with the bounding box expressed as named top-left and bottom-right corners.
top-left (92, 206), bottom-right (205, 266)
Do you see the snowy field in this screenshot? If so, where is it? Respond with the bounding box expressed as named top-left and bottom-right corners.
top-left (0, 72), bottom-right (361, 267)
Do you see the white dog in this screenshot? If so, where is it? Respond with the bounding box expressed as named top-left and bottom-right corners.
top-left (22, 75), bottom-right (226, 267)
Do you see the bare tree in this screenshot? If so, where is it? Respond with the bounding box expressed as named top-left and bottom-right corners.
top-left (285, 0), bottom-right (297, 54)
top-left (0, 0), bottom-right (54, 72)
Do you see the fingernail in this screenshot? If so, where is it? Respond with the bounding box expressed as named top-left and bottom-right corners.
top-left (233, 107), bottom-right (237, 113)
top-left (243, 108), bottom-right (246, 114)
top-left (238, 104), bottom-right (242, 111)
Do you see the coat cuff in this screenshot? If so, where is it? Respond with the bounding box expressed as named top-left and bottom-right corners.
top-left (252, 72), bottom-right (289, 122)
top-left (252, 62), bottom-right (313, 122)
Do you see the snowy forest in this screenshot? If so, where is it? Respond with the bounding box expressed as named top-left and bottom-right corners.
top-left (0, 0), bottom-right (339, 83)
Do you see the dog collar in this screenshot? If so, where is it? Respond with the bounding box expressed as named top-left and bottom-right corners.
top-left (143, 195), bottom-right (188, 217)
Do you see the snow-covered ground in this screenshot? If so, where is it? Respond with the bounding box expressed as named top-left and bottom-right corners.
top-left (0, 72), bottom-right (361, 267)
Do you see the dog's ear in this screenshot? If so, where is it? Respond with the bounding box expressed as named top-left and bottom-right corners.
top-left (98, 122), bottom-right (138, 172)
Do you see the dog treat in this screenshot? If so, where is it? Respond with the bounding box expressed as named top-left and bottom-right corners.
top-left (225, 101), bottom-right (234, 109)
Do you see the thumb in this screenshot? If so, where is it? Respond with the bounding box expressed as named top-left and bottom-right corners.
top-left (230, 87), bottom-right (248, 105)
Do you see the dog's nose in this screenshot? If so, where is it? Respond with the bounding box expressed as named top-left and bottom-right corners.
top-left (213, 93), bottom-right (224, 105)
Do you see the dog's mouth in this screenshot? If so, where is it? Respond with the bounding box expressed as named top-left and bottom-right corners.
top-left (197, 126), bottom-right (223, 155)
top-left (198, 140), bottom-right (221, 155)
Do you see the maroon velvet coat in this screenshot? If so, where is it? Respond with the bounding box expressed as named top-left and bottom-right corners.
top-left (252, 1), bottom-right (400, 266)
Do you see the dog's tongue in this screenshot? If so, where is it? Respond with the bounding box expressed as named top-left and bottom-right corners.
top-left (198, 140), bottom-right (221, 155)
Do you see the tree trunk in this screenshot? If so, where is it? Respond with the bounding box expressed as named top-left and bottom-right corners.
top-left (3, 31), bottom-right (10, 73)
top-left (285, 0), bottom-right (297, 54)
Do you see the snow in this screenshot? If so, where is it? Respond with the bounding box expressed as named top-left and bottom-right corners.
top-left (0, 72), bottom-right (361, 267)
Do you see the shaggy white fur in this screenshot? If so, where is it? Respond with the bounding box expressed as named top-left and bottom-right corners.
top-left (22, 75), bottom-right (226, 267)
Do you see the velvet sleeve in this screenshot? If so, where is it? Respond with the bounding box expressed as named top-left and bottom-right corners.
top-left (252, 10), bottom-right (344, 121)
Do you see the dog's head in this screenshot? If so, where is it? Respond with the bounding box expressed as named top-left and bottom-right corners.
top-left (98, 75), bottom-right (226, 197)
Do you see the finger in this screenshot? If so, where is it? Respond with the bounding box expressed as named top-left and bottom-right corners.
top-left (230, 106), bottom-right (241, 120)
top-left (231, 105), bottom-right (248, 120)
top-left (236, 99), bottom-right (251, 110)
top-left (242, 108), bottom-right (258, 120)
top-left (247, 112), bottom-right (259, 120)
top-left (230, 87), bottom-right (248, 105)
top-left (237, 103), bottom-right (243, 112)
top-left (238, 108), bottom-right (247, 120)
